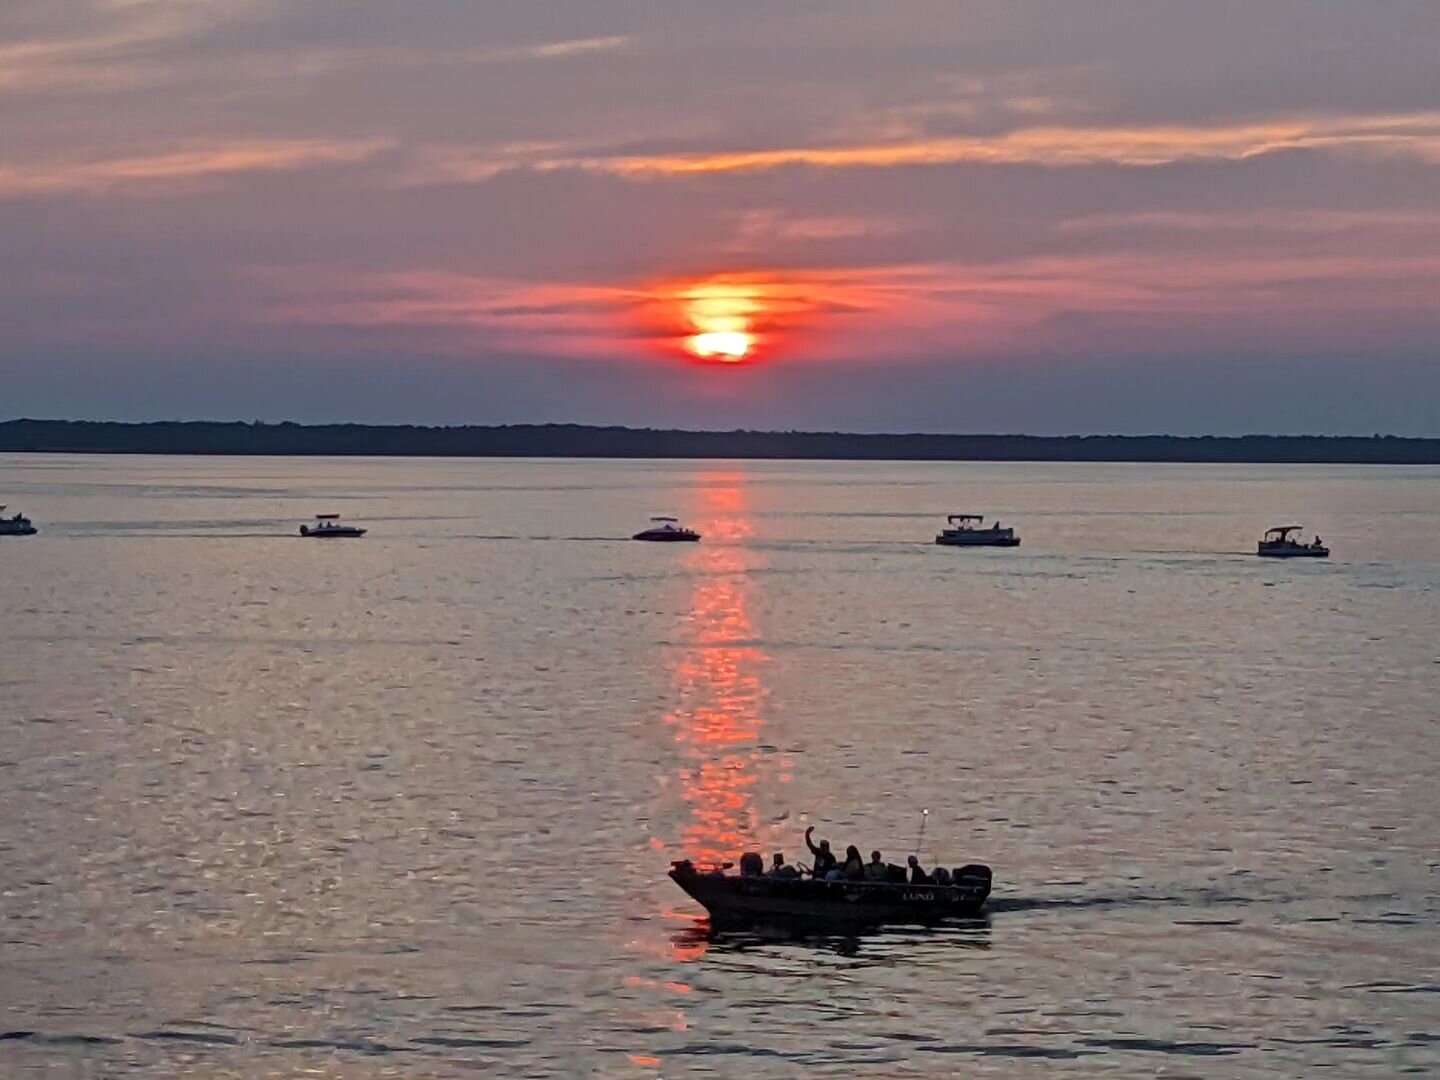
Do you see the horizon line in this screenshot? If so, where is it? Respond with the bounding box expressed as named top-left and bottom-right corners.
top-left (3, 418), bottom-right (1438, 442)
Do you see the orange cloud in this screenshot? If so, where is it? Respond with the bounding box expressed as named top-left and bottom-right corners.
top-left (407, 111), bottom-right (1440, 185)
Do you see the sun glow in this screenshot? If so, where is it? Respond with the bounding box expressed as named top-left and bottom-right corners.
top-left (689, 329), bottom-right (752, 361)
top-left (651, 270), bottom-right (882, 365)
top-left (680, 282), bottom-right (764, 363)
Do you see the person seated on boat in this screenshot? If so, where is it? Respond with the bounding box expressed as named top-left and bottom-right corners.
top-left (841, 845), bottom-right (865, 880)
top-left (768, 852), bottom-right (800, 879)
top-left (931, 866), bottom-right (952, 886)
top-left (739, 852), bottom-right (765, 877)
top-left (804, 826), bottom-right (837, 879)
top-left (864, 850), bottom-right (888, 881)
top-left (906, 855), bottom-right (931, 885)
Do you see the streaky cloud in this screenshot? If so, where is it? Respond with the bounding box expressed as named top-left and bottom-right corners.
top-left (0, 138), bottom-right (394, 196)
top-left (406, 112), bottom-right (1440, 184)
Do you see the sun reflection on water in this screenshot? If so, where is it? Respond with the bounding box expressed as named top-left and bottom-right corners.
top-left (666, 473), bottom-right (777, 868)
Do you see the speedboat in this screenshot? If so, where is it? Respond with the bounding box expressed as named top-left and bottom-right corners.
top-left (0, 506), bottom-right (37, 537)
top-left (935, 513), bottom-right (1019, 547)
top-left (632, 516), bottom-right (700, 542)
top-left (1257, 525), bottom-right (1328, 558)
top-left (299, 513), bottom-right (367, 538)
top-left (669, 859), bottom-right (992, 930)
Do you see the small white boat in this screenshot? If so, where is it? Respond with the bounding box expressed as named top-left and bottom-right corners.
top-left (0, 506), bottom-right (37, 537)
top-left (935, 513), bottom-right (1019, 547)
top-left (633, 516), bottom-right (700, 542)
top-left (1257, 525), bottom-right (1328, 558)
top-left (299, 513), bottom-right (366, 538)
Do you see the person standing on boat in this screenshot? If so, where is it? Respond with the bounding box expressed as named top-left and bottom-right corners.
top-left (907, 855), bottom-right (932, 885)
top-left (864, 850), bottom-right (888, 881)
top-left (804, 826), bottom-right (837, 878)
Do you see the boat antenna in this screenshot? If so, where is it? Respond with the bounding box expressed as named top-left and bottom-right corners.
top-left (913, 808), bottom-right (929, 858)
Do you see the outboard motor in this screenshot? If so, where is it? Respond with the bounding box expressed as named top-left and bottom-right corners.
top-left (953, 864), bottom-right (993, 902)
top-left (739, 852), bottom-right (764, 877)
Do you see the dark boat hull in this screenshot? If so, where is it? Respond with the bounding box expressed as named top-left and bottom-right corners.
top-left (1257, 545), bottom-right (1328, 558)
top-left (300, 526), bottom-right (366, 537)
top-left (669, 864), bottom-right (991, 929)
top-left (935, 534), bottom-right (1020, 547)
top-left (633, 530), bottom-right (700, 542)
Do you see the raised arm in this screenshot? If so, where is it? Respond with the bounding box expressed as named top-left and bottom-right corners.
top-left (805, 825), bottom-right (821, 857)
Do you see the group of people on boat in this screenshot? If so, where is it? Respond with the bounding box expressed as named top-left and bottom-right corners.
top-left (737, 826), bottom-right (963, 886)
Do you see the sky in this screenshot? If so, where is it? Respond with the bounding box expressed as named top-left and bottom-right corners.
top-left (3, 0), bottom-right (1439, 434)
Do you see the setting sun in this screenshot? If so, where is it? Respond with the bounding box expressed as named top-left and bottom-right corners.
top-left (690, 330), bottom-right (752, 361)
top-left (676, 281), bottom-right (765, 363)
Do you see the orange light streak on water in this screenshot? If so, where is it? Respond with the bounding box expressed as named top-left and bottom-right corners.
top-left (665, 474), bottom-right (774, 867)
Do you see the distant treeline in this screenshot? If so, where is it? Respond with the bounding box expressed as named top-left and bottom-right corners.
top-left (2, 420), bottom-right (1439, 463)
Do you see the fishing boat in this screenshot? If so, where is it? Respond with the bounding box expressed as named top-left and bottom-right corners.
top-left (935, 513), bottom-right (1019, 547)
top-left (632, 516), bottom-right (700, 542)
top-left (299, 514), bottom-right (367, 538)
top-left (0, 506), bottom-right (37, 537)
top-left (1257, 525), bottom-right (1328, 558)
top-left (669, 860), bottom-right (992, 929)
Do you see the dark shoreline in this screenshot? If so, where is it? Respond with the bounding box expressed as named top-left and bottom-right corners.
top-left (2, 420), bottom-right (1438, 464)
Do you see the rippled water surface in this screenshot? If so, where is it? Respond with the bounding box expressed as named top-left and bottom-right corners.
top-left (2, 454), bottom-right (1438, 1077)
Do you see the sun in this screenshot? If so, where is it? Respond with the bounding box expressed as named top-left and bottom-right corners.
top-left (689, 330), bottom-right (752, 362)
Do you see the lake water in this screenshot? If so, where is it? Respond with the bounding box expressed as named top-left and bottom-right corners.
top-left (2, 454), bottom-right (1438, 1078)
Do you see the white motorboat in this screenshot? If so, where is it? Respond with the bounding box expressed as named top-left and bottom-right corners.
top-left (935, 513), bottom-right (1019, 547)
top-left (1257, 525), bottom-right (1328, 558)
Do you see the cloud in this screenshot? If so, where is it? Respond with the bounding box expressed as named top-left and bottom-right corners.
top-left (479, 35), bottom-right (628, 62)
top-left (232, 241), bottom-right (1440, 372)
top-left (0, 138), bottom-right (393, 196)
top-left (727, 210), bottom-right (909, 252)
top-left (1059, 209), bottom-right (1440, 235)
top-left (0, 0), bottom-right (269, 93)
top-left (0, 0), bottom-right (626, 100)
top-left (406, 112), bottom-right (1440, 184)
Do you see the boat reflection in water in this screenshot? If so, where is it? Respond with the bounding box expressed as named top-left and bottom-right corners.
top-left (668, 918), bottom-right (991, 960)
top-left (659, 472), bottom-right (785, 957)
